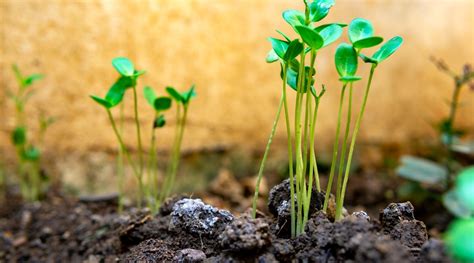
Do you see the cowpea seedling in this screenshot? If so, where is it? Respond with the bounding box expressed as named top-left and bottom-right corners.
top-left (252, 0), bottom-right (402, 235)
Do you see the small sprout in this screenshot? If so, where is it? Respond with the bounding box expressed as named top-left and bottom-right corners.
top-left (282, 10), bottom-right (305, 28)
top-left (154, 114), bottom-right (166, 128)
top-left (112, 57), bottom-right (135, 77)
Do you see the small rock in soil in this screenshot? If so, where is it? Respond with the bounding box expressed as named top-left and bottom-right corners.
top-left (174, 248), bottom-right (206, 263)
top-left (169, 198), bottom-right (234, 237)
top-left (219, 215), bottom-right (271, 253)
top-left (123, 239), bottom-right (174, 262)
top-left (351, 211), bottom-right (371, 221)
top-left (389, 220), bottom-right (428, 249)
top-left (380, 202), bottom-right (415, 230)
top-left (419, 239), bottom-right (452, 263)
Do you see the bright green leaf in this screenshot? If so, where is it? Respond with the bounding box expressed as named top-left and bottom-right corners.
top-left (456, 166), bottom-right (474, 211)
top-left (353, 36), bottom-right (383, 49)
top-left (282, 10), bottom-right (305, 28)
top-left (348, 18), bottom-right (374, 44)
top-left (372, 36), bottom-right (403, 63)
top-left (295, 25), bottom-right (324, 50)
top-left (335, 43), bottom-right (358, 79)
top-left (143, 86), bottom-right (157, 107)
top-left (166, 86), bottom-right (184, 103)
top-left (276, 30), bottom-right (291, 42)
top-left (268, 38), bottom-right (289, 59)
top-left (11, 126), bottom-right (26, 146)
top-left (314, 23), bottom-right (347, 32)
top-left (105, 77), bottom-right (132, 107)
top-left (309, 0), bottom-right (335, 22)
top-left (23, 74), bottom-right (44, 87)
top-left (339, 76), bottom-right (362, 82)
top-left (359, 53), bottom-right (378, 64)
top-left (266, 49), bottom-right (279, 63)
top-left (21, 146), bottom-right (40, 161)
top-left (446, 219), bottom-right (474, 262)
top-left (154, 97), bottom-right (172, 111)
top-left (112, 57), bottom-right (135, 77)
top-left (284, 40), bottom-right (304, 61)
top-left (182, 85), bottom-right (197, 104)
top-left (319, 24), bottom-right (343, 47)
top-left (90, 95), bottom-right (112, 108)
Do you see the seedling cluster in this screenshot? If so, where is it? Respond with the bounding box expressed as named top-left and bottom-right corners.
top-left (7, 65), bottom-right (54, 201)
top-left (91, 57), bottom-right (195, 212)
top-left (252, 0), bottom-right (402, 236)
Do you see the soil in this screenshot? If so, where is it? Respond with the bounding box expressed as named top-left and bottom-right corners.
top-left (0, 179), bottom-right (453, 263)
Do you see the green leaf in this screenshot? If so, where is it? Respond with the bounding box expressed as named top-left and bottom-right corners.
top-left (268, 38), bottom-right (289, 59)
top-left (182, 85), bottom-right (197, 104)
top-left (23, 74), bottom-right (44, 87)
top-left (266, 49), bottom-right (279, 63)
top-left (295, 25), bottom-right (324, 50)
top-left (12, 64), bottom-right (24, 85)
top-left (154, 114), bottom-right (166, 128)
top-left (318, 24), bottom-right (343, 47)
top-left (90, 95), bottom-right (112, 108)
top-left (396, 155), bottom-right (448, 185)
top-left (359, 53), bottom-right (378, 64)
top-left (284, 67), bottom-right (298, 91)
top-left (309, 0), bottom-right (335, 22)
top-left (276, 30), bottom-right (291, 42)
top-left (372, 36), bottom-right (403, 63)
top-left (21, 146), bottom-right (40, 161)
top-left (11, 126), bottom-right (26, 146)
top-left (143, 86), bottom-right (157, 107)
top-left (154, 97), bottom-right (172, 111)
top-left (339, 76), bottom-right (362, 82)
top-left (133, 69), bottom-right (146, 78)
top-left (314, 23), bottom-right (347, 32)
top-left (105, 77), bottom-right (132, 107)
top-left (348, 18), bottom-right (374, 43)
top-left (443, 190), bottom-right (472, 218)
top-left (284, 40), bottom-right (304, 61)
top-left (335, 43), bottom-right (358, 79)
top-left (456, 166), bottom-right (474, 211)
top-left (282, 10), bottom-right (305, 28)
top-left (112, 57), bottom-right (135, 77)
top-left (353, 36), bottom-right (384, 49)
top-left (166, 86), bottom-right (184, 103)
top-left (446, 219), bottom-right (474, 262)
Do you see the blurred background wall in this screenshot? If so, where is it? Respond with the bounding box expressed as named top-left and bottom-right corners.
top-left (0, 0), bottom-right (473, 190)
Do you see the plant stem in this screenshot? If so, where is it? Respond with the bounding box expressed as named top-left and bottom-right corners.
top-left (335, 83), bottom-right (353, 209)
top-left (336, 65), bottom-right (376, 220)
top-left (323, 84), bottom-right (347, 213)
top-left (147, 112), bottom-right (159, 212)
top-left (445, 81), bottom-right (462, 179)
top-left (132, 86), bottom-right (144, 207)
top-left (117, 103), bottom-right (125, 212)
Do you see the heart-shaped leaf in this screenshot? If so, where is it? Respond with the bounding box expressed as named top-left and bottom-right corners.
top-left (353, 36), bottom-right (383, 49)
top-left (154, 114), bottom-right (166, 128)
top-left (335, 43), bottom-right (358, 80)
top-left (154, 97), bottom-right (172, 111)
top-left (282, 10), bottom-right (305, 28)
top-left (143, 86), bottom-right (157, 107)
top-left (309, 0), bottom-right (335, 22)
top-left (372, 36), bottom-right (403, 63)
top-left (11, 126), bottom-right (26, 146)
top-left (166, 86), bottom-right (184, 103)
top-left (268, 38), bottom-right (289, 59)
top-left (319, 24), bottom-right (343, 47)
top-left (314, 23), bottom-right (347, 32)
top-left (348, 18), bottom-right (374, 44)
top-left (284, 40), bottom-right (304, 61)
top-left (295, 25), bottom-right (324, 50)
top-left (90, 95), bottom-right (112, 108)
top-left (266, 49), bottom-right (279, 63)
top-left (112, 57), bottom-right (135, 77)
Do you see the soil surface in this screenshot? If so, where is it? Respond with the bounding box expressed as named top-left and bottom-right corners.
top-left (0, 180), bottom-right (453, 262)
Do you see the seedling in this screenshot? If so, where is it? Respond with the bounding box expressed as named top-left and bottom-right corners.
top-left (91, 57), bottom-right (196, 212)
top-left (252, 0), bottom-right (402, 236)
top-left (8, 64), bottom-right (53, 201)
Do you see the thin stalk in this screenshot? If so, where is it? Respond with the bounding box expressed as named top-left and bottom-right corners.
top-left (117, 103), bottom-right (125, 212)
top-left (335, 83), bottom-right (353, 207)
top-left (445, 82), bottom-right (462, 178)
top-left (132, 86), bottom-right (144, 206)
top-left (323, 84), bottom-right (347, 213)
top-left (146, 112), bottom-right (158, 211)
top-left (336, 65), bottom-right (376, 220)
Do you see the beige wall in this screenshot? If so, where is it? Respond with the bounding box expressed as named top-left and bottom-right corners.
top-left (1, 0), bottom-right (473, 160)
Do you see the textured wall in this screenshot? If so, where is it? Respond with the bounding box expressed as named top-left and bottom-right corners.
top-left (1, 0), bottom-right (473, 160)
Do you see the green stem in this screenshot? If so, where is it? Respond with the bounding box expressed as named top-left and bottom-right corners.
top-left (336, 65), bottom-right (376, 220)
top-left (335, 83), bottom-right (353, 208)
top-left (445, 82), bottom-right (462, 179)
top-left (117, 103), bottom-right (125, 212)
top-left (323, 84), bottom-right (347, 213)
top-left (132, 86), bottom-right (144, 206)
top-left (166, 105), bottom-right (188, 199)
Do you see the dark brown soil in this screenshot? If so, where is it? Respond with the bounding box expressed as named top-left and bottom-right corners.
top-left (0, 181), bottom-right (452, 262)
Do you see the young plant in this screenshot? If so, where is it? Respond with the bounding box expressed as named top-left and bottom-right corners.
top-left (252, 0), bottom-right (402, 235)
top-left (158, 85), bottom-right (196, 204)
top-left (8, 64), bottom-right (53, 201)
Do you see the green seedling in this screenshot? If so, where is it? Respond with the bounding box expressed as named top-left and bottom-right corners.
top-left (445, 166), bottom-right (474, 262)
top-left (158, 85), bottom-right (196, 205)
top-left (396, 59), bottom-right (473, 216)
top-left (8, 64), bottom-right (53, 201)
top-left (91, 57), bottom-right (196, 212)
top-left (252, 0), bottom-right (402, 235)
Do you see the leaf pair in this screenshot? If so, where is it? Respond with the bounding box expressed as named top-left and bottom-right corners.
top-left (335, 43), bottom-right (361, 82)
top-left (143, 86), bottom-right (172, 111)
top-left (90, 76), bottom-right (134, 109)
top-left (296, 24), bottom-right (343, 50)
top-left (166, 85), bottom-right (196, 106)
top-left (112, 57), bottom-right (146, 78)
top-left (267, 38), bottom-right (304, 64)
top-left (12, 64), bottom-right (44, 89)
